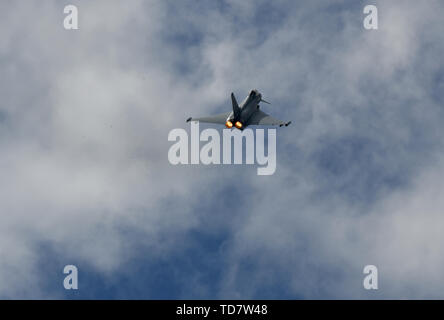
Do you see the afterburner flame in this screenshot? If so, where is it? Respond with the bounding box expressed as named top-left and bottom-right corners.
top-left (225, 120), bottom-right (233, 128)
top-left (235, 121), bottom-right (243, 129)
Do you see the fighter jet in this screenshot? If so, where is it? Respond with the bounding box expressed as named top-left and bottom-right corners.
top-left (186, 89), bottom-right (291, 130)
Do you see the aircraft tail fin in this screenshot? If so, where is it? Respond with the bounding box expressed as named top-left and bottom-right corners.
top-left (231, 93), bottom-right (241, 119)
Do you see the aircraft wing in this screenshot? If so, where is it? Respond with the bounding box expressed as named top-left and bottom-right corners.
top-left (186, 112), bottom-right (231, 124)
top-left (247, 110), bottom-right (291, 127)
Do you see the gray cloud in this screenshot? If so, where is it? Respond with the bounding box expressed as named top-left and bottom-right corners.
top-left (1, 0), bottom-right (444, 298)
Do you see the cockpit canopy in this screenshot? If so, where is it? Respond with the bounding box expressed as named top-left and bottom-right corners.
top-left (249, 89), bottom-right (258, 98)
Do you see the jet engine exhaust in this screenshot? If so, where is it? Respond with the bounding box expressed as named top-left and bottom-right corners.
top-left (235, 121), bottom-right (243, 129)
top-left (225, 120), bottom-right (233, 128)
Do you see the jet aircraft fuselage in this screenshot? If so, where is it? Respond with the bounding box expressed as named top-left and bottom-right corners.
top-left (186, 89), bottom-right (291, 130)
top-left (226, 89), bottom-right (263, 130)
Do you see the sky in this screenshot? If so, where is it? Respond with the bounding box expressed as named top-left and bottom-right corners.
top-left (1, 0), bottom-right (444, 299)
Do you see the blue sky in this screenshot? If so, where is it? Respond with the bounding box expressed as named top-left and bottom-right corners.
top-left (1, 0), bottom-right (444, 299)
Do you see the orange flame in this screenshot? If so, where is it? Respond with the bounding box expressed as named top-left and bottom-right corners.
top-left (235, 121), bottom-right (243, 129)
top-left (225, 120), bottom-right (233, 128)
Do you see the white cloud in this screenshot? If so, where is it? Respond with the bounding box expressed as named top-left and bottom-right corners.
top-left (0, 0), bottom-right (444, 298)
